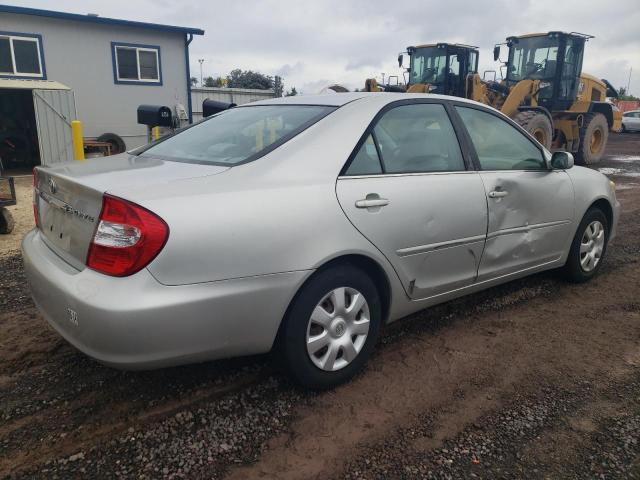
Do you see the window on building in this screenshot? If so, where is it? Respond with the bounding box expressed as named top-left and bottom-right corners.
top-left (0, 33), bottom-right (44, 78)
top-left (113, 43), bottom-right (161, 84)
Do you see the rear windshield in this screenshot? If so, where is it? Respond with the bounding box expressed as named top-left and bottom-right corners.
top-left (140, 105), bottom-right (335, 165)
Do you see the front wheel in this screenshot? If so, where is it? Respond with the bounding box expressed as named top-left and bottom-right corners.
top-left (576, 113), bottom-right (608, 165)
top-left (277, 264), bottom-right (382, 389)
top-left (562, 208), bottom-right (609, 282)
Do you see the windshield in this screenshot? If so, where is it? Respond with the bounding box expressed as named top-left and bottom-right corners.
top-left (141, 105), bottom-right (335, 165)
top-left (507, 36), bottom-right (560, 83)
top-left (410, 47), bottom-right (448, 85)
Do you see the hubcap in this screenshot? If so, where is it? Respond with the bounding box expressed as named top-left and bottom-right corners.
top-left (580, 220), bottom-right (605, 272)
top-left (590, 128), bottom-right (604, 154)
top-left (306, 287), bottom-right (370, 372)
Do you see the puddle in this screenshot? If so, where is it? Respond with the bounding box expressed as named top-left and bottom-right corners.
top-left (607, 155), bottom-right (640, 163)
top-left (599, 168), bottom-right (625, 175)
top-left (599, 167), bottom-right (640, 178)
top-left (616, 183), bottom-right (640, 191)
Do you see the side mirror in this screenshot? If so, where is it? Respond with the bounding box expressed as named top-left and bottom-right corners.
top-left (398, 54), bottom-right (404, 68)
top-left (550, 151), bottom-right (574, 170)
top-left (493, 45), bottom-right (501, 62)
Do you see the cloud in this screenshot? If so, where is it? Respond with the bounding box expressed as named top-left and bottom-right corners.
top-left (14, 0), bottom-right (640, 95)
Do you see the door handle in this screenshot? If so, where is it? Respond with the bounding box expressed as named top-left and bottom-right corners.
top-left (355, 198), bottom-right (389, 208)
top-left (488, 190), bottom-right (509, 198)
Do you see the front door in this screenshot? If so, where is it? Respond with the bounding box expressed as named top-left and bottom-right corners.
top-left (454, 105), bottom-right (575, 280)
top-left (337, 102), bottom-right (488, 299)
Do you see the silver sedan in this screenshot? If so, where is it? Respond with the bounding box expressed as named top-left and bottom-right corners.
top-left (23, 93), bottom-right (620, 389)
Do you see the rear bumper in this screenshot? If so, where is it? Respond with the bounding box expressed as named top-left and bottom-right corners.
top-left (22, 229), bottom-right (309, 369)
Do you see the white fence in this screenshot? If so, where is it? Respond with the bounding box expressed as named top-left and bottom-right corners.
top-left (191, 87), bottom-right (276, 121)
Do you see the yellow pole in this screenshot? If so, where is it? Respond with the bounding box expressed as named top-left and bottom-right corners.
top-left (71, 120), bottom-right (85, 161)
top-left (152, 126), bottom-right (160, 141)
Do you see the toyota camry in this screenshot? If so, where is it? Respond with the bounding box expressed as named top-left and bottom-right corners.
top-left (23, 93), bottom-right (620, 389)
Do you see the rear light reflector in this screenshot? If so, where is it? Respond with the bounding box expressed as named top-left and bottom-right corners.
top-left (87, 195), bottom-right (169, 277)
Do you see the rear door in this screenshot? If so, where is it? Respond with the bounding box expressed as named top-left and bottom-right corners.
top-left (337, 101), bottom-right (488, 300)
top-left (33, 88), bottom-right (77, 165)
top-left (453, 105), bottom-right (574, 281)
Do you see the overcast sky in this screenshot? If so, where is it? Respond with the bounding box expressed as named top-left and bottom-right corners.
top-left (14, 0), bottom-right (640, 95)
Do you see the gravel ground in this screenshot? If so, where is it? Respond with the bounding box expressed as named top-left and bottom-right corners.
top-left (1, 133), bottom-right (640, 479)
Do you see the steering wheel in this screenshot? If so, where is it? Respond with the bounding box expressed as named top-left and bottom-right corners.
top-left (525, 62), bottom-right (543, 75)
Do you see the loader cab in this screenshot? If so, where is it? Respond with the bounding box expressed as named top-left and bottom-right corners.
top-left (407, 43), bottom-right (478, 97)
top-left (503, 31), bottom-right (590, 111)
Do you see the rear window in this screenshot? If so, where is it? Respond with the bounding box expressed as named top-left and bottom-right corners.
top-left (141, 105), bottom-right (335, 165)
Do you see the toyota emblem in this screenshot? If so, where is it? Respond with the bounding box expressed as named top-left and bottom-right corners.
top-left (48, 178), bottom-right (57, 194)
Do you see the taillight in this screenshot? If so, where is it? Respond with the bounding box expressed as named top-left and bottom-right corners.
top-left (32, 168), bottom-right (39, 228)
top-left (86, 195), bottom-right (169, 277)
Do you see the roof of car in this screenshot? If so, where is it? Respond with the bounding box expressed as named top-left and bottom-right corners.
top-left (250, 92), bottom-right (480, 107)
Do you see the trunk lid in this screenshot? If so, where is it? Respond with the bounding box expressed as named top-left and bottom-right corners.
top-left (34, 153), bottom-right (228, 270)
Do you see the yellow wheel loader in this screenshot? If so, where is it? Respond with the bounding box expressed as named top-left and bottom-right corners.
top-left (481, 31), bottom-right (621, 164)
top-left (365, 33), bottom-right (620, 164)
top-left (364, 43), bottom-right (480, 97)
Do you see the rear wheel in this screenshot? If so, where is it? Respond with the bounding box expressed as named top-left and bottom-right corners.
top-left (513, 111), bottom-right (553, 149)
top-left (277, 264), bottom-right (382, 389)
top-left (0, 207), bottom-right (14, 234)
top-left (576, 113), bottom-right (608, 165)
top-left (96, 133), bottom-right (126, 155)
top-left (562, 208), bottom-right (608, 282)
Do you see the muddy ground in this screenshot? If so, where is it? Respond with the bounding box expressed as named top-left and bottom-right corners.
top-left (1, 133), bottom-right (639, 479)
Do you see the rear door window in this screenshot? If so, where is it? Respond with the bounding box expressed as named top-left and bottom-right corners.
top-left (345, 134), bottom-right (383, 175)
top-left (344, 103), bottom-right (465, 175)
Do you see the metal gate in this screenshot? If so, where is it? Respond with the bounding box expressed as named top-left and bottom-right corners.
top-left (33, 88), bottom-right (77, 165)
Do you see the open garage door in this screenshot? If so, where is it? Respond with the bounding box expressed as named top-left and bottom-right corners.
top-left (33, 87), bottom-right (77, 165)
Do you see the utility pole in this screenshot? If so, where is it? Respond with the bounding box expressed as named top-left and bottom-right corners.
top-left (627, 67), bottom-right (633, 96)
top-left (198, 59), bottom-right (205, 86)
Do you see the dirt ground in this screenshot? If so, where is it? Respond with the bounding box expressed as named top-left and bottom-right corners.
top-left (1, 134), bottom-right (640, 479)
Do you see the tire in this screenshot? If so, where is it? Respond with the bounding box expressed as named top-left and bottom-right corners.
top-left (0, 207), bottom-right (14, 234)
top-left (96, 133), bottom-right (126, 155)
top-left (562, 208), bottom-right (608, 283)
top-left (575, 113), bottom-right (608, 165)
top-left (621, 123), bottom-right (627, 133)
top-left (276, 264), bottom-right (382, 389)
top-left (513, 110), bottom-right (553, 149)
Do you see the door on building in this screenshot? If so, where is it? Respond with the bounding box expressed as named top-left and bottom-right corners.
top-left (0, 80), bottom-right (76, 173)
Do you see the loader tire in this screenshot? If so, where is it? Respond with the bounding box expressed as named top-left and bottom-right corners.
top-left (575, 113), bottom-right (608, 165)
top-left (513, 111), bottom-right (552, 149)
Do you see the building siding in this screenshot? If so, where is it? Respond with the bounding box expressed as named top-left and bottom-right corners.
top-left (0, 12), bottom-right (189, 150)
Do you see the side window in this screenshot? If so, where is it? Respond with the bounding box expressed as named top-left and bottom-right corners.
top-left (345, 134), bottom-right (383, 175)
top-left (372, 103), bottom-right (465, 173)
top-left (0, 33), bottom-right (45, 78)
top-left (456, 106), bottom-right (545, 171)
top-left (112, 43), bottom-right (161, 84)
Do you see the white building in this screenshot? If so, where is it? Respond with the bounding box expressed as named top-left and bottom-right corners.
top-left (0, 5), bottom-right (203, 169)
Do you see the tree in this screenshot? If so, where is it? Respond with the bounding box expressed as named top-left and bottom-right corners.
top-left (203, 76), bottom-right (225, 88)
top-left (619, 87), bottom-right (639, 101)
top-left (285, 87), bottom-right (298, 96)
top-left (274, 75), bottom-right (284, 97)
top-left (226, 69), bottom-right (273, 90)
top-left (190, 76), bottom-right (198, 87)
